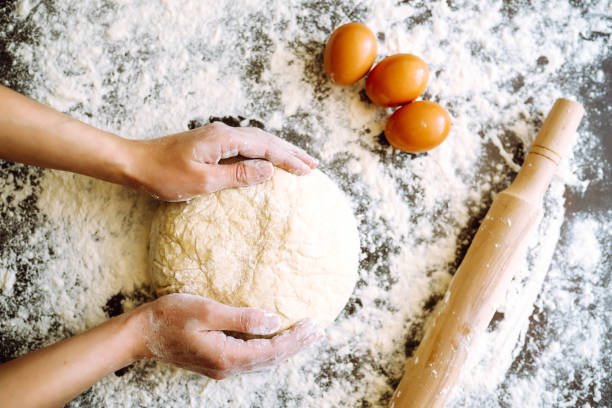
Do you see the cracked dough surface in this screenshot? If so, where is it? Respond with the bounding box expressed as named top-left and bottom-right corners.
top-left (149, 169), bottom-right (360, 330)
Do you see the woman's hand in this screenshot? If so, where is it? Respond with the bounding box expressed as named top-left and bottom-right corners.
top-left (133, 294), bottom-right (323, 379)
top-left (127, 122), bottom-right (318, 201)
top-left (0, 294), bottom-right (323, 408)
top-left (0, 85), bottom-right (317, 201)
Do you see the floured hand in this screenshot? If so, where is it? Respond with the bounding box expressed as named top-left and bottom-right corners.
top-left (127, 122), bottom-right (318, 201)
top-left (134, 294), bottom-right (324, 379)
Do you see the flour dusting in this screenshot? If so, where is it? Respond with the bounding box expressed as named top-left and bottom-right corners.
top-left (0, 0), bottom-right (610, 407)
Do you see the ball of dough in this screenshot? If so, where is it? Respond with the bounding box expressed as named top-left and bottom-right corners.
top-left (149, 169), bottom-right (360, 330)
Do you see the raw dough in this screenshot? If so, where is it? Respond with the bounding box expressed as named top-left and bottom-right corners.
top-left (149, 169), bottom-right (360, 330)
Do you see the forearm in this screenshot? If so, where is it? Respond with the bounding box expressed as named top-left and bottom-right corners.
top-left (0, 85), bottom-right (134, 185)
top-left (0, 311), bottom-right (144, 408)
top-left (0, 85), bottom-right (318, 200)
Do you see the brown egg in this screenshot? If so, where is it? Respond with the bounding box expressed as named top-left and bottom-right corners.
top-left (324, 23), bottom-right (377, 85)
top-left (385, 101), bottom-right (451, 153)
top-left (366, 54), bottom-right (429, 107)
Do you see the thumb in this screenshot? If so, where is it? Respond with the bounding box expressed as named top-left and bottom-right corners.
top-left (204, 159), bottom-right (274, 192)
top-left (202, 301), bottom-right (283, 335)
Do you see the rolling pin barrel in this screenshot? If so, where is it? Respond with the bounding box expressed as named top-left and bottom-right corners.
top-left (390, 99), bottom-right (584, 408)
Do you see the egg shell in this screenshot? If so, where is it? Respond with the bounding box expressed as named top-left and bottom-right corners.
top-left (385, 101), bottom-right (451, 153)
top-left (366, 54), bottom-right (429, 107)
top-left (324, 23), bottom-right (377, 85)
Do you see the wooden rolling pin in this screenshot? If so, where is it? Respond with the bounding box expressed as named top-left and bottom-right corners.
top-left (389, 99), bottom-right (585, 408)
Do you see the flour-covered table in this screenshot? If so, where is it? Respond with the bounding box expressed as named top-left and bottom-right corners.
top-left (0, 1), bottom-right (609, 406)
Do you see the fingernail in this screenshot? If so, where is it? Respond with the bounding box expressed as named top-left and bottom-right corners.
top-left (249, 160), bottom-right (274, 182)
top-left (258, 312), bottom-right (281, 335)
top-left (291, 163), bottom-right (310, 176)
top-left (295, 319), bottom-right (319, 339)
top-left (296, 318), bottom-right (315, 329)
top-left (303, 328), bottom-right (325, 346)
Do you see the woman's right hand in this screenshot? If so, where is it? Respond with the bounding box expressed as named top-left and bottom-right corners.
top-left (130, 294), bottom-right (323, 379)
top-left (126, 122), bottom-right (318, 201)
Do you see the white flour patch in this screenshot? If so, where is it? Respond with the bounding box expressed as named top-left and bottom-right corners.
top-left (0, 0), bottom-right (609, 407)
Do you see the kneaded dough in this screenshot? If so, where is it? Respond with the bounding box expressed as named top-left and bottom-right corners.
top-left (149, 169), bottom-right (360, 330)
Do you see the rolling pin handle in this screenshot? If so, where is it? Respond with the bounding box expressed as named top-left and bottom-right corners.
top-left (506, 99), bottom-right (584, 201)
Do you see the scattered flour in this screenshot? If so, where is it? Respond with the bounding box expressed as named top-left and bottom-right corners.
top-left (0, 0), bottom-right (609, 407)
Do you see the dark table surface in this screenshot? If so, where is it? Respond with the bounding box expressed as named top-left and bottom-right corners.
top-left (0, 1), bottom-right (610, 407)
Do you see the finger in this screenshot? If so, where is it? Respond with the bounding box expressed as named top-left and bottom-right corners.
top-left (287, 144), bottom-right (318, 169)
top-left (200, 159), bottom-right (274, 193)
top-left (231, 128), bottom-right (316, 175)
top-left (191, 320), bottom-right (323, 379)
top-left (221, 319), bottom-right (324, 370)
top-left (159, 294), bottom-right (282, 335)
top-left (272, 138), bottom-right (318, 169)
top-left (195, 300), bottom-right (280, 335)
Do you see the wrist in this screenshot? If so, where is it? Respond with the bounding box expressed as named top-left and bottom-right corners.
top-left (48, 115), bottom-right (136, 187)
top-left (122, 304), bottom-right (154, 362)
top-left (119, 138), bottom-right (156, 195)
top-left (106, 136), bottom-right (143, 189)
top-left (66, 127), bottom-right (139, 189)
